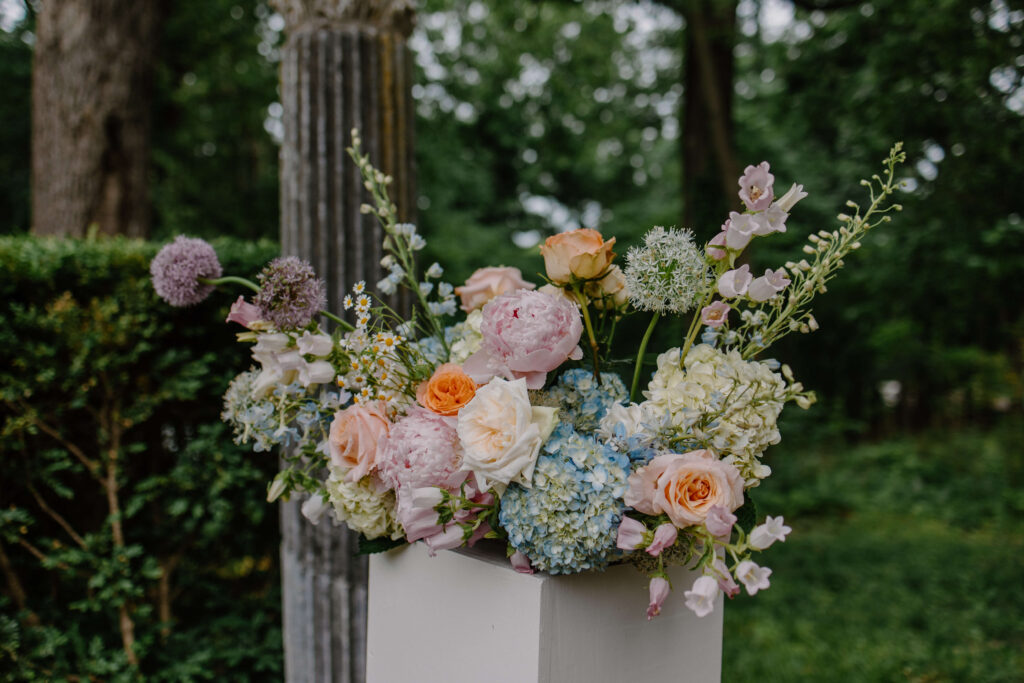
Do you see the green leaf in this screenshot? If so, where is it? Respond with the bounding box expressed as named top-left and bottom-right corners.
top-left (356, 536), bottom-right (406, 555)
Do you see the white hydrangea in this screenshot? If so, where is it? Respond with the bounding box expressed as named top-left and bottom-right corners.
top-left (448, 309), bottom-right (484, 364)
top-left (642, 344), bottom-right (787, 485)
top-left (324, 466), bottom-right (403, 540)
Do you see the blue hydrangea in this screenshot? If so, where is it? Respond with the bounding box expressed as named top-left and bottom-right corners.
top-left (223, 372), bottom-right (342, 453)
top-left (544, 369), bottom-right (627, 433)
top-left (499, 423), bottom-right (630, 574)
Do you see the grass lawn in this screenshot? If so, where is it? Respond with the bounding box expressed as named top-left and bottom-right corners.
top-left (721, 419), bottom-right (1024, 682)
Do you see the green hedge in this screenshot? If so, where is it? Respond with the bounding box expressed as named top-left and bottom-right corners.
top-left (0, 235), bottom-right (282, 681)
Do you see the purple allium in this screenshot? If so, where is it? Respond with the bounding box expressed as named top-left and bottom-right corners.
top-left (150, 236), bottom-right (223, 307)
top-left (254, 256), bottom-right (327, 329)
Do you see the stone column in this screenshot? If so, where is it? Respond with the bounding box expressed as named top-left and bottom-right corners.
top-left (272, 1), bottom-right (416, 680)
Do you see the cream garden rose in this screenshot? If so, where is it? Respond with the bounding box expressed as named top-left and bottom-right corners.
top-left (624, 450), bottom-right (744, 528)
top-left (456, 377), bottom-right (559, 490)
top-left (539, 228), bottom-right (616, 284)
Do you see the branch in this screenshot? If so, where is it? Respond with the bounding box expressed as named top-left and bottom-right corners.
top-left (11, 400), bottom-right (103, 482)
top-left (27, 485), bottom-right (87, 550)
top-left (0, 541), bottom-right (41, 626)
top-left (15, 538), bottom-right (70, 572)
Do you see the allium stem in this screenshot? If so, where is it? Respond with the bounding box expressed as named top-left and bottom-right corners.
top-left (321, 311), bottom-right (355, 332)
top-left (573, 286), bottom-right (602, 386)
top-left (197, 275), bottom-right (260, 293)
top-left (630, 312), bottom-right (660, 403)
top-left (679, 290), bottom-right (714, 369)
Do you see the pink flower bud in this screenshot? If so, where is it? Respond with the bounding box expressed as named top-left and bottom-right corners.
top-left (616, 516), bottom-right (647, 551)
top-left (646, 576), bottom-right (671, 620)
top-left (645, 523), bottom-right (678, 557)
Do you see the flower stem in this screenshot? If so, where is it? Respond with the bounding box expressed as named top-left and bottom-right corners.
top-left (678, 291), bottom-right (714, 369)
top-left (198, 275), bottom-right (260, 293)
top-left (321, 310), bottom-right (355, 332)
top-left (630, 312), bottom-right (660, 403)
top-left (573, 286), bottom-right (602, 385)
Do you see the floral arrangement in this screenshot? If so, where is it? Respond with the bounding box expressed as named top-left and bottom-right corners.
top-left (152, 132), bottom-right (904, 619)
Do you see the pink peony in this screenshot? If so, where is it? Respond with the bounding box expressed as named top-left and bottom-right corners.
top-left (463, 290), bottom-right (584, 389)
top-left (226, 296), bottom-right (262, 328)
top-left (455, 266), bottom-right (535, 312)
top-left (376, 408), bottom-right (466, 492)
top-left (328, 401), bottom-right (390, 483)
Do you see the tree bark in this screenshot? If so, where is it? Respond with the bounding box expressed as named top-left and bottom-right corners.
top-left (273, 1), bottom-right (416, 681)
top-left (681, 0), bottom-right (738, 235)
top-left (31, 0), bottom-right (165, 238)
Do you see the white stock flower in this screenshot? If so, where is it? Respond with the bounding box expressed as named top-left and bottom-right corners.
top-left (457, 377), bottom-right (559, 490)
top-left (684, 575), bottom-right (721, 618)
top-left (748, 515), bottom-right (792, 550)
top-left (735, 560), bottom-right (772, 595)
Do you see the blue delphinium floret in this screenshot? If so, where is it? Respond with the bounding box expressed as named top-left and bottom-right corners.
top-left (499, 422), bottom-right (630, 574)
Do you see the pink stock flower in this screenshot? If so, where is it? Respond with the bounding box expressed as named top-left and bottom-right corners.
top-left (683, 575), bottom-right (720, 618)
top-left (616, 516), bottom-right (647, 551)
top-left (717, 264), bottom-right (752, 299)
top-left (376, 408), bottom-right (466, 492)
top-left (510, 550), bottom-right (534, 574)
top-left (706, 230), bottom-right (728, 261)
top-left (747, 268), bottom-right (791, 302)
top-left (646, 524), bottom-right (678, 557)
top-left (226, 296), bottom-right (262, 328)
top-left (704, 505), bottom-right (737, 539)
top-left (700, 301), bottom-right (731, 329)
top-left (455, 266), bottom-right (535, 312)
top-left (624, 450), bottom-right (744, 528)
top-left (328, 401), bottom-right (390, 483)
top-left (463, 289), bottom-right (584, 389)
top-left (646, 576), bottom-right (671, 620)
top-left (738, 161), bottom-right (775, 212)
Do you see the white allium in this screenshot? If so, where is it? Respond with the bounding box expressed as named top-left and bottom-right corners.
top-left (623, 226), bottom-right (710, 314)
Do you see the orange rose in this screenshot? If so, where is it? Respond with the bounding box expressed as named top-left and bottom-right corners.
top-left (539, 228), bottom-right (616, 284)
top-left (584, 264), bottom-right (629, 309)
top-left (416, 363), bottom-right (478, 416)
top-left (625, 450), bottom-right (744, 528)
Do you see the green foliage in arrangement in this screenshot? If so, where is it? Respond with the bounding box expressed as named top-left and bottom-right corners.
top-left (0, 236), bottom-right (283, 680)
top-left (723, 416), bottom-right (1024, 681)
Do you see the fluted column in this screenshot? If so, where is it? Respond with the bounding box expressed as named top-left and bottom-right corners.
top-left (272, 1), bottom-right (416, 681)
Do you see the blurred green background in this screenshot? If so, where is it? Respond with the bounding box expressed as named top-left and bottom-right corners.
top-left (1, 0), bottom-right (1022, 680)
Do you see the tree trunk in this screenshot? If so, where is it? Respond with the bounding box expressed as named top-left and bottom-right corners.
top-left (681, 0), bottom-right (738, 235)
top-left (273, 1), bottom-right (416, 681)
top-left (31, 0), bottom-right (165, 238)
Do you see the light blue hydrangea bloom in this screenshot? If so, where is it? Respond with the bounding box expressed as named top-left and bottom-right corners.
top-left (544, 369), bottom-right (627, 433)
top-left (499, 423), bottom-right (630, 574)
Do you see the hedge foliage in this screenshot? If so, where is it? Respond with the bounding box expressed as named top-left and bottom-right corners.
top-left (0, 235), bottom-right (282, 680)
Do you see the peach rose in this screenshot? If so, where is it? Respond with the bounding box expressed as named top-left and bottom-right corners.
top-left (416, 363), bottom-right (478, 416)
top-left (455, 267), bottom-right (535, 312)
top-left (584, 264), bottom-right (629, 309)
top-left (328, 401), bottom-right (391, 483)
top-left (539, 228), bottom-right (616, 284)
top-left (624, 450), bottom-right (744, 528)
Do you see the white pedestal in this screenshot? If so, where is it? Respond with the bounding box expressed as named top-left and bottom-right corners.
top-left (367, 542), bottom-right (722, 683)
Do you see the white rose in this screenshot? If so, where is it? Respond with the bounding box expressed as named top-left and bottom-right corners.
top-left (456, 377), bottom-right (559, 490)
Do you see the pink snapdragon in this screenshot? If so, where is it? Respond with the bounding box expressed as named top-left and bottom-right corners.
top-left (463, 289), bottom-right (584, 389)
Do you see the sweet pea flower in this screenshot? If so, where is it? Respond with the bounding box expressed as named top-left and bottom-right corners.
top-left (717, 265), bottom-right (752, 299)
top-left (683, 575), bottom-right (720, 618)
top-left (226, 296), bottom-right (262, 328)
top-left (704, 505), bottom-right (737, 539)
top-left (647, 576), bottom-right (671, 620)
top-left (510, 550), bottom-right (535, 574)
top-left (725, 212), bottom-right (757, 249)
top-left (747, 268), bottom-right (791, 302)
top-left (646, 523), bottom-right (678, 557)
top-left (700, 301), bottom-right (731, 329)
top-left (738, 162), bottom-right (775, 212)
top-left (706, 230), bottom-right (728, 261)
top-left (775, 183), bottom-right (808, 212)
top-left (748, 515), bottom-right (792, 550)
top-left (735, 560), bottom-right (772, 595)
top-left (616, 516), bottom-right (647, 551)
top-left (455, 266), bottom-right (535, 312)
